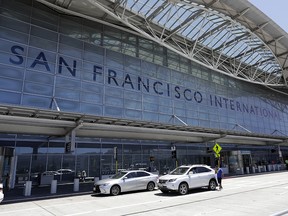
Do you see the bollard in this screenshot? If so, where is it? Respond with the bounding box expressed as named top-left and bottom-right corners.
top-left (23, 181), bottom-right (32, 196)
top-left (74, 178), bottom-right (79, 192)
top-left (94, 177), bottom-right (99, 184)
top-left (268, 165), bottom-right (271, 171)
top-left (252, 166), bottom-right (255, 173)
top-left (246, 167), bottom-right (250, 174)
top-left (263, 166), bottom-right (266, 172)
top-left (50, 180), bottom-right (57, 194)
top-left (258, 166), bottom-right (261, 173)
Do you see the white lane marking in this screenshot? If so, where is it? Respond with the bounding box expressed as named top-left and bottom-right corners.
top-left (277, 191), bottom-right (288, 196)
top-left (62, 191), bottom-right (218, 216)
top-left (0, 191), bottom-right (208, 215)
top-left (194, 209), bottom-right (222, 216)
top-left (270, 209), bottom-right (288, 216)
top-left (63, 199), bottom-right (178, 216)
top-left (65, 211), bottom-right (93, 216)
top-left (0, 207), bottom-right (40, 215)
top-left (41, 190), bottom-right (215, 208)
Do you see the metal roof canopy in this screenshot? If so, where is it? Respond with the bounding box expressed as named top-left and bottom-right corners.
top-left (0, 105), bottom-right (287, 146)
top-left (36, 0), bottom-right (288, 90)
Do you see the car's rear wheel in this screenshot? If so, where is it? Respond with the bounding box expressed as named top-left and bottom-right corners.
top-left (208, 179), bottom-right (217, 190)
top-left (178, 182), bottom-right (188, 195)
top-left (147, 182), bottom-right (155, 191)
top-left (110, 185), bottom-right (121, 196)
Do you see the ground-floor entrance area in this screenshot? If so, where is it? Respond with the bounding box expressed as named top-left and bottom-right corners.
top-left (0, 135), bottom-right (287, 190)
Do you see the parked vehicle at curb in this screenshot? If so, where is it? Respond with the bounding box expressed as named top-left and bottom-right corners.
top-left (93, 170), bottom-right (158, 196)
top-left (0, 183), bottom-right (4, 203)
top-left (157, 164), bottom-right (217, 195)
top-left (57, 169), bottom-right (75, 181)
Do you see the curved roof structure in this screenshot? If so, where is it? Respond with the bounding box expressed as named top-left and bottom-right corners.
top-left (37, 0), bottom-right (288, 90)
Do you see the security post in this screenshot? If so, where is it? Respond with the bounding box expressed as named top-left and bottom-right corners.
top-left (114, 147), bottom-right (118, 173)
top-left (171, 146), bottom-right (178, 168)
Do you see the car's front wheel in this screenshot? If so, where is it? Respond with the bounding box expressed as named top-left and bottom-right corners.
top-left (110, 185), bottom-right (121, 196)
top-left (208, 179), bottom-right (217, 190)
top-left (147, 182), bottom-right (155, 191)
top-left (178, 182), bottom-right (188, 195)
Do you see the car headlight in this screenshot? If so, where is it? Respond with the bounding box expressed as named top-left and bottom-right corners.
top-left (101, 183), bottom-right (110, 187)
top-left (168, 178), bottom-right (177, 182)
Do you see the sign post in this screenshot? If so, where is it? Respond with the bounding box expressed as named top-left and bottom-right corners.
top-left (114, 147), bottom-right (118, 173)
top-left (171, 146), bottom-right (178, 167)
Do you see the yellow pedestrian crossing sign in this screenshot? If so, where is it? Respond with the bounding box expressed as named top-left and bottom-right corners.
top-left (213, 143), bottom-right (222, 154)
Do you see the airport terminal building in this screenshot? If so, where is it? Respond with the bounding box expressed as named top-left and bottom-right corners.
top-left (0, 0), bottom-right (288, 188)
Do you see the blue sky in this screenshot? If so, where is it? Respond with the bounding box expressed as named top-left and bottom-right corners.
top-left (249, 0), bottom-right (288, 32)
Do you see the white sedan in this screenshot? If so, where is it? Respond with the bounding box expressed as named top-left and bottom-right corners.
top-left (93, 170), bottom-right (158, 196)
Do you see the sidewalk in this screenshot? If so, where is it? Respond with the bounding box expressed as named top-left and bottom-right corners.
top-left (1, 181), bottom-right (94, 205)
top-left (1, 170), bottom-right (287, 205)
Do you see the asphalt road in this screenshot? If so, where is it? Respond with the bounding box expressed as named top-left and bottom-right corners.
top-left (0, 172), bottom-right (288, 216)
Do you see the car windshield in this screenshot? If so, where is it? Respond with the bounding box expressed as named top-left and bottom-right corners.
top-left (170, 167), bottom-right (189, 175)
top-left (110, 171), bottom-right (128, 179)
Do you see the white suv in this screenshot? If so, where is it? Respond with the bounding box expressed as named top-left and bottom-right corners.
top-left (157, 164), bottom-right (217, 195)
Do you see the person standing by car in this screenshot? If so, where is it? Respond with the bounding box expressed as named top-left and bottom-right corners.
top-left (215, 165), bottom-right (223, 190)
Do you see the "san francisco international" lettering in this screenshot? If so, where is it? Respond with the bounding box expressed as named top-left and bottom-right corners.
top-left (9, 45), bottom-right (281, 120)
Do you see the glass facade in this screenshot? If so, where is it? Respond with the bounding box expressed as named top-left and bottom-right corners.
top-left (0, 0), bottom-right (287, 188)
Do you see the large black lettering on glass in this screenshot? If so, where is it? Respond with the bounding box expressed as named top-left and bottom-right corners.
top-left (10, 45), bottom-right (24, 65)
top-left (58, 57), bottom-right (77, 77)
top-left (30, 52), bottom-right (51, 72)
